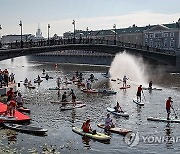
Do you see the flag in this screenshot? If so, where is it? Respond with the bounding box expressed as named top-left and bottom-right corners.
top-left (72, 20), bottom-right (75, 25)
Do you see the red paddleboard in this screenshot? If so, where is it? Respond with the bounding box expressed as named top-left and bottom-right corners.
top-left (120, 85), bottom-right (131, 89)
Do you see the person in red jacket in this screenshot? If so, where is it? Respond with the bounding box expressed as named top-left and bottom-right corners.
top-left (137, 85), bottom-right (143, 102)
top-left (166, 97), bottom-right (173, 120)
top-left (81, 119), bottom-right (96, 134)
top-left (6, 88), bottom-right (14, 102)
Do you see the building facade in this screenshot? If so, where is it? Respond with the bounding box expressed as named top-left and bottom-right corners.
top-left (63, 19), bottom-right (180, 50)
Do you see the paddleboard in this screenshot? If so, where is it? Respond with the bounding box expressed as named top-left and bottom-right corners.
top-left (51, 100), bottom-right (83, 104)
top-left (97, 124), bottom-right (132, 136)
top-left (0, 115), bottom-right (16, 121)
top-left (143, 87), bottom-right (162, 91)
top-left (72, 127), bottom-right (111, 141)
top-left (98, 89), bottom-right (117, 95)
top-left (49, 87), bottom-right (69, 90)
top-left (3, 123), bottom-right (48, 134)
top-left (81, 89), bottom-right (98, 93)
top-left (28, 86), bottom-right (35, 89)
top-left (34, 79), bottom-right (43, 83)
top-left (107, 107), bottom-right (129, 117)
top-left (133, 98), bottom-right (144, 106)
top-left (147, 117), bottom-right (180, 123)
top-left (41, 76), bottom-right (53, 79)
top-left (120, 85), bottom-right (131, 89)
top-left (17, 107), bottom-right (30, 113)
top-left (60, 103), bottom-right (86, 111)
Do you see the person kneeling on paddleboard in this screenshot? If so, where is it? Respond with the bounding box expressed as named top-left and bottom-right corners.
top-left (137, 85), bottom-right (143, 102)
top-left (166, 97), bottom-right (173, 120)
top-left (114, 102), bottom-right (123, 113)
top-left (104, 114), bottom-right (115, 130)
top-left (81, 119), bottom-right (96, 134)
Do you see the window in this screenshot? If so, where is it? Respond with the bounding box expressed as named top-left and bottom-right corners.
top-left (164, 33), bottom-right (168, 37)
top-left (170, 40), bottom-right (174, 47)
top-left (150, 41), bottom-right (153, 47)
top-left (145, 34), bottom-right (148, 38)
top-left (150, 34), bottom-right (154, 38)
top-left (164, 41), bottom-right (167, 47)
top-left (155, 33), bottom-right (162, 38)
top-left (170, 32), bottom-right (174, 37)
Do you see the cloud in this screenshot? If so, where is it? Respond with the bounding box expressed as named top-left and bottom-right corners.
top-left (2, 10), bottom-right (180, 37)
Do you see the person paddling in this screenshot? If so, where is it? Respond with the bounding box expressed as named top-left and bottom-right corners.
top-left (69, 89), bottom-right (76, 106)
top-left (137, 85), bottom-right (143, 102)
top-left (114, 102), bottom-right (123, 113)
top-left (104, 114), bottom-right (115, 130)
top-left (166, 97), bottom-right (173, 120)
top-left (122, 75), bottom-right (128, 87)
top-left (81, 119), bottom-right (96, 134)
top-left (149, 81), bottom-right (153, 89)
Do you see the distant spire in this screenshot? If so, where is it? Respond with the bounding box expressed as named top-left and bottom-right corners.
top-left (38, 23), bottom-right (40, 29)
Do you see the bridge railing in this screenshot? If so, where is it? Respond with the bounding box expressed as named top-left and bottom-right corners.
top-left (0, 38), bottom-right (176, 56)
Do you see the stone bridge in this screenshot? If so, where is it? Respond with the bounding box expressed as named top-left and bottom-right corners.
top-left (0, 39), bottom-right (179, 70)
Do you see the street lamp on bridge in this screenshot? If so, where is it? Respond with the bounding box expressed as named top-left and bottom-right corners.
top-left (19, 21), bottom-right (23, 48)
top-left (86, 27), bottom-right (89, 39)
top-left (48, 24), bottom-right (50, 45)
top-left (113, 24), bottom-right (117, 45)
top-left (0, 25), bottom-right (2, 40)
top-left (72, 20), bottom-right (75, 43)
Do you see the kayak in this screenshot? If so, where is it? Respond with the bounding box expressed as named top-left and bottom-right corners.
top-left (34, 79), bottom-right (43, 83)
top-left (60, 103), bottom-right (86, 111)
top-left (81, 89), bottom-right (98, 93)
top-left (98, 89), bottom-right (117, 95)
top-left (120, 85), bottom-right (131, 89)
top-left (51, 100), bottom-right (83, 104)
top-left (133, 98), bottom-right (144, 106)
top-left (49, 87), bottom-right (69, 90)
top-left (147, 117), bottom-right (180, 123)
top-left (107, 107), bottom-right (129, 117)
top-left (97, 124), bottom-right (132, 136)
top-left (143, 87), bottom-right (162, 91)
top-left (3, 123), bottom-right (48, 134)
top-left (72, 127), bottom-right (111, 141)
top-left (0, 115), bottom-right (16, 122)
top-left (17, 107), bottom-right (30, 113)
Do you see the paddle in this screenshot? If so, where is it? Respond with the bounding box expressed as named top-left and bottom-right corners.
top-left (171, 106), bottom-right (178, 119)
top-left (142, 91), bottom-right (146, 102)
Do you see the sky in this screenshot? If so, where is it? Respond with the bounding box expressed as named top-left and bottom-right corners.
top-left (0, 0), bottom-right (180, 37)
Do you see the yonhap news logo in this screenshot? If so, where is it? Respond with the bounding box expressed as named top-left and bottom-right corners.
top-left (124, 132), bottom-right (180, 147)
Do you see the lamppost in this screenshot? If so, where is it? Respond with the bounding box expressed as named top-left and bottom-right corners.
top-left (0, 25), bottom-right (2, 48)
top-left (19, 21), bottom-right (23, 48)
top-left (113, 24), bottom-right (116, 45)
top-left (86, 27), bottom-right (89, 39)
top-left (72, 20), bottom-right (75, 43)
top-left (48, 24), bottom-right (50, 45)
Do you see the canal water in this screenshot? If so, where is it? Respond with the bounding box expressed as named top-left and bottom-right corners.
top-left (0, 53), bottom-right (180, 154)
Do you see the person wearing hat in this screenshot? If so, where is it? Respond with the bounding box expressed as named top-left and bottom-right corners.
top-left (166, 97), bottom-right (173, 120)
top-left (104, 114), bottom-right (115, 130)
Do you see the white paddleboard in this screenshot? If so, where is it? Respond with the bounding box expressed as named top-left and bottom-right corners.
top-left (107, 107), bottom-right (129, 117)
top-left (133, 98), bottom-right (144, 106)
top-left (147, 117), bottom-right (180, 123)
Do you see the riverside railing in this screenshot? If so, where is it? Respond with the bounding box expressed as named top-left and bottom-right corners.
top-left (0, 38), bottom-right (176, 56)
